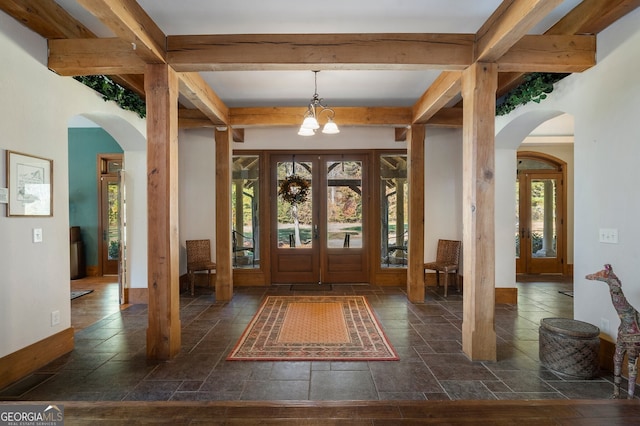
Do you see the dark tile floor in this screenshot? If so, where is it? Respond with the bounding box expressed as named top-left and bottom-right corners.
top-left (0, 279), bottom-right (628, 401)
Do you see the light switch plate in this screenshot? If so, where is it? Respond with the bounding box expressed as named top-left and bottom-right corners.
top-left (33, 228), bottom-right (43, 243)
top-left (599, 228), bottom-right (618, 244)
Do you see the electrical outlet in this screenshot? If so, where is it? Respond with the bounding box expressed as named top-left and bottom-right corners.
top-left (33, 228), bottom-right (43, 243)
top-left (51, 310), bottom-right (60, 326)
top-left (599, 228), bottom-right (618, 244)
top-left (600, 318), bottom-right (609, 333)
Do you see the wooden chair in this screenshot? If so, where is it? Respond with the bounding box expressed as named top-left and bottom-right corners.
top-left (186, 239), bottom-right (216, 296)
top-left (424, 239), bottom-right (461, 297)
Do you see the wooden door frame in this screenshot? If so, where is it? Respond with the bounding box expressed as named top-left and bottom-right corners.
top-left (97, 153), bottom-right (123, 276)
top-left (232, 149), bottom-right (409, 286)
top-left (516, 151), bottom-right (567, 275)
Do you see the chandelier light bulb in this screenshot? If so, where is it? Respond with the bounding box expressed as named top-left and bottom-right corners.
top-left (301, 115), bottom-right (320, 130)
top-left (297, 126), bottom-right (315, 136)
top-left (298, 71), bottom-right (338, 136)
top-left (322, 117), bottom-right (340, 134)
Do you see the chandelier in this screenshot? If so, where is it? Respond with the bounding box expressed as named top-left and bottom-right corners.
top-left (298, 71), bottom-right (340, 136)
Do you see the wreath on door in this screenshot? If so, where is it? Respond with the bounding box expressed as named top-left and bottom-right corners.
top-left (278, 175), bottom-right (310, 205)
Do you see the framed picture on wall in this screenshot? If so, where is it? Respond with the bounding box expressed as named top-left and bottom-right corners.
top-left (6, 150), bottom-right (53, 217)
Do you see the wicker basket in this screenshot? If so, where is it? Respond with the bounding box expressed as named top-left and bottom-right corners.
top-left (539, 317), bottom-right (600, 379)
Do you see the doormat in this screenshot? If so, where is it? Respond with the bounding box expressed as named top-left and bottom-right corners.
top-left (71, 289), bottom-right (94, 300)
top-left (227, 295), bottom-right (399, 361)
top-left (290, 284), bottom-right (332, 291)
top-left (558, 290), bottom-right (574, 297)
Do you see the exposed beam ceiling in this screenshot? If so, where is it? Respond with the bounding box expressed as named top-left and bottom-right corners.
top-left (1, 0), bottom-right (638, 130)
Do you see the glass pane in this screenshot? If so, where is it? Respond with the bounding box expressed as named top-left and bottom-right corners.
top-left (380, 154), bottom-right (408, 268)
top-left (326, 160), bottom-right (362, 248)
top-left (517, 158), bottom-right (557, 171)
top-left (530, 178), bottom-right (557, 259)
top-left (232, 155), bottom-right (260, 268)
top-left (107, 159), bottom-right (123, 174)
top-left (106, 181), bottom-right (120, 261)
top-left (515, 179), bottom-right (520, 259)
top-left (277, 160), bottom-right (313, 249)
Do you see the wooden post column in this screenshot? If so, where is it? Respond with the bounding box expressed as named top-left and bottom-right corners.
top-left (145, 64), bottom-right (181, 360)
top-left (407, 124), bottom-right (425, 303)
top-left (215, 128), bottom-right (233, 301)
top-left (461, 62), bottom-right (497, 361)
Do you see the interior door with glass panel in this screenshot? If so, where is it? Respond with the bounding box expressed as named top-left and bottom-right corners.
top-left (271, 154), bottom-right (368, 284)
top-left (516, 171), bottom-right (564, 274)
top-left (99, 155), bottom-right (123, 276)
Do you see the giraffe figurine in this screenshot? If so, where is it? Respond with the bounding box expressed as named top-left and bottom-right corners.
top-left (586, 264), bottom-right (640, 399)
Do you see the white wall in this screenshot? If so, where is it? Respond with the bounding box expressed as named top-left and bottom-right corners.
top-left (424, 127), bottom-right (463, 261)
top-left (497, 8), bottom-right (640, 339)
top-left (178, 128), bottom-right (217, 271)
top-left (0, 10), bottom-right (146, 357)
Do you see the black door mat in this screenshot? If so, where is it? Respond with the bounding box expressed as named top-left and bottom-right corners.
top-left (290, 284), bottom-right (332, 291)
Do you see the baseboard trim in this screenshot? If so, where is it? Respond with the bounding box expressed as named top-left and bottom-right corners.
top-left (0, 328), bottom-right (74, 389)
top-left (599, 336), bottom-right (617, 374)
top-left (86, 265), bottom-right (99, 276)
top-left (495, 287), bottom-right (518, 304)
top-left (127, 288), bottom-right (148, 304)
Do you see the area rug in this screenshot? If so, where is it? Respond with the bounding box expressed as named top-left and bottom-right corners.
top-left (227, 295), bottom-right (399, 361)
top-left (70, 289), bottom-right (93, 300)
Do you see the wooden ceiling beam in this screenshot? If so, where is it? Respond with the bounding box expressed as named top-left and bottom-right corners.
top-left (230, 106), bottom-right (412, 127)
top-left (412, 72), bottom-right (462, 124)
top-left (498, 34), bottom-right (595, 72)
top-left (475, 0), bottom-right (563, 62)
top-left (50, 32), bottom-right (594, 75)
top-left (546, 0), bottom-right (640, 35)
top-left (48, 38), bottom-right (146, 75)
top-left (428, 107), bottom-right (463, 128)
top-left (77, 0), bottom-right (167, 63)
top-left (178, 109), bottom-right (214, 129)
top-left (0, 0), bottom-right (95, 39)
top-left (167, 33), bottom-right (475, 72)
top-left (109, 74), bottom-right (145, 98)
top-left (495, 0), bottom-right (640, 96)
top-left (413, 0), bottom-right (568, 123)
top-left (178, 72), bottom-right (229, 126)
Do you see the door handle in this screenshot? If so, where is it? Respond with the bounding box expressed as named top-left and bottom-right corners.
top-left (313, 225), bottom-right (319, 239)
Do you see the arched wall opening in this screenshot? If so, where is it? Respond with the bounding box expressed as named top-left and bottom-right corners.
top-left (494, 109), bottom-right (574, 289)
top-left (67, 113), bottom-right (148, 304)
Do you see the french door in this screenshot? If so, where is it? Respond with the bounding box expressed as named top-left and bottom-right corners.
top-left (271, 153), bottom-right (369, 284)
top-left (98, 154), bottom-right (124, 277)
top-left (516, 170), bottom-right (564, 274)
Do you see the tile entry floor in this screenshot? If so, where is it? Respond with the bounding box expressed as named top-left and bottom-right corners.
top-left (1, 278), bottom-right (632, 402)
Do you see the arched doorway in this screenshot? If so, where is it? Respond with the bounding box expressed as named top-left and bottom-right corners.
top-left (516, 151), bottom-right (566, 274)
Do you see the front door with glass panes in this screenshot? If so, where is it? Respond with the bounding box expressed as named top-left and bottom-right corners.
top-left (271, 154), bottom-right (368, 284)
top-left (516, 155), bottom-right (565, 274)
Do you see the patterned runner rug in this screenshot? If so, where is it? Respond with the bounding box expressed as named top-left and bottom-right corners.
top-left (227, 295), bottom-right (399, 361)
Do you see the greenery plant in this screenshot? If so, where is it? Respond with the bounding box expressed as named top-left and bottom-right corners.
top-left (496, 72), bottom-right (569, 116)
top-left (74, 75), bottom-right (146, 118)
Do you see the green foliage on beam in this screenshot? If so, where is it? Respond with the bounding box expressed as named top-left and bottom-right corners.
top-left (496, 72), bottom-right (569, 116)
top-left (74, 75), bottom-right (146, 118)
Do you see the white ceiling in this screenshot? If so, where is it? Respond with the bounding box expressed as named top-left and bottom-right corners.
top-left (54, 0), bottom-right (582, 110)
